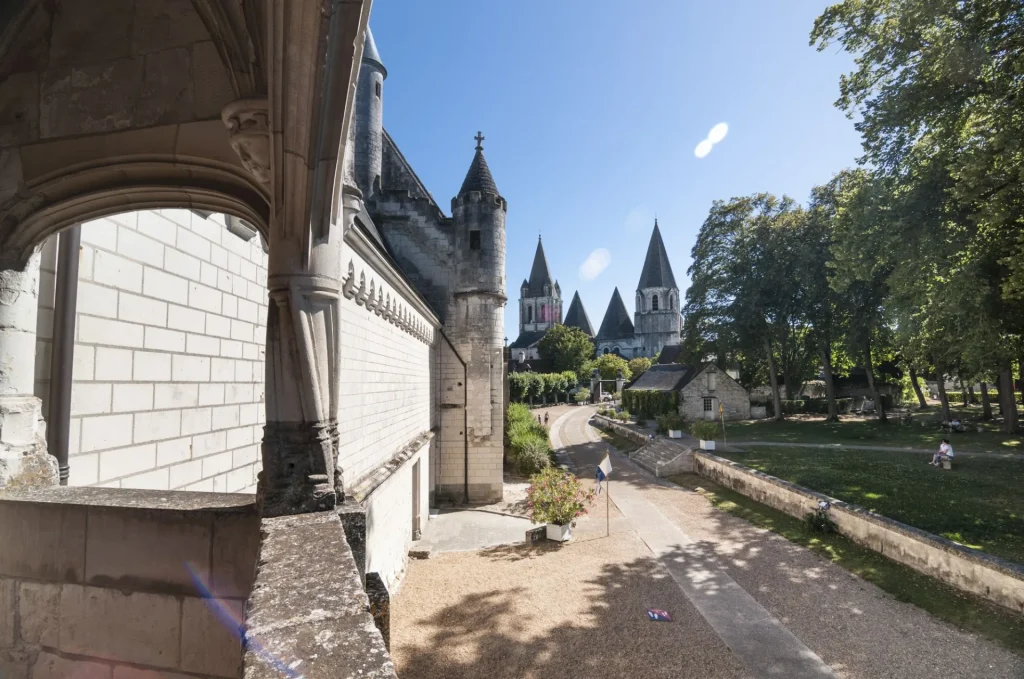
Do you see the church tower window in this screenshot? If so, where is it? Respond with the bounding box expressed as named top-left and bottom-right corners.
top-left (652, 295), bottom-right (659, 311)
top-left (469, 230), bottom-right (481, 250)
top-left (375, 82), bottom-right (381, 98)
top-left (527, 306), bottom-right (533, 323)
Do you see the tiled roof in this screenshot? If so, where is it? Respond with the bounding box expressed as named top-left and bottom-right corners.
top-left (596, 288), bottom-right (634, 339)
top-left (563, 291), bottom-right (594, 337)
top-left (637, 220), bottom-right (677, 290)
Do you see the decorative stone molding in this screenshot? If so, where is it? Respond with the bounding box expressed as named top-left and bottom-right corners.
top-left (222, 99), bottom-right (271, 185)
top-left (342, 259), bottom-right (433, 344)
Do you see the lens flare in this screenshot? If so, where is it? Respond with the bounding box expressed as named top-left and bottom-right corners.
top-left (708, 122), bottom-right (729, 144)
top-left (694, 139), bottom-right (714, 158)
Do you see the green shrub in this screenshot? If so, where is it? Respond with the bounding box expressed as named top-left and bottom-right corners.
top-left (574, 387), bottom-right (590, 404)
top-left (514, 436), bottom-right (551, 475)
top-left (622, 389), bottom-right (680, 419)
top-left (690, 420), bottom-right (719, 441)
top-left (615, 410), bottom-right (631, 422)
top-left (655, 413), bottom-right (685, 434)
top-left (805, 507), bottom-right (837, 534)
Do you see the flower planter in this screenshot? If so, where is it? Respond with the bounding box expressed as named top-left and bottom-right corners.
top-left (668, 430), bottom-right (682, 439)
top-left (546, 523), bottom-right (573, 542)
top-left (700, 439), bottom-right (716, 451)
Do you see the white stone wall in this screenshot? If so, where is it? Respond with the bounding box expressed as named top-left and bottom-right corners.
top-left (34, 210), bottom-right (267, 492)
top-left (338, 244), bottom-right (433, 488)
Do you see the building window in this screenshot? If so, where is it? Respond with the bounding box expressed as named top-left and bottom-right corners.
top-left (669, 294), bottom-right (674, 310)
top-left (527, 306), bottom-right (533, 323)
top-left (708, 372), bottom-right (717, 391)
top-left (703, 397), bottom-right (713, 412)
top-left (469, 230), bottom-right (481, 250)
top-left (612, 346), bottom-right (621, 356)
top-left (375, 82), bottom-right (381, 98)
top-left (652, 295), bottom-right (659, 311)
top-left (603, 348), bottom-right (610, 355)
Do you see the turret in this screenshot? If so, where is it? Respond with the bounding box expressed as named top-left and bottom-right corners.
top-left (353, 28), bottom-right (387, 199)
top-left (446, 132), bottom-right (507, 503)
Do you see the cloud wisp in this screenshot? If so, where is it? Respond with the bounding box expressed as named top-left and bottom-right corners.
top-left (579, 248), bottom-right (611, 281)
top-left (694, 122), bottom-right (729, 159)
top-left (624, 206), bottom-right (652, 233)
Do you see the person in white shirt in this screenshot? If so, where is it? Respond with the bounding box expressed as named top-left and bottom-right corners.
top-left (931, 438), bottom-right (955, 466)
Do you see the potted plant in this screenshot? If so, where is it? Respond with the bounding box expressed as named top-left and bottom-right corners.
top-left (656, 413), bottom-right (685, 438)
top-left (691, 420), bottom-right (719, 451)
top-left (526, 467), bottom-right (595, 542)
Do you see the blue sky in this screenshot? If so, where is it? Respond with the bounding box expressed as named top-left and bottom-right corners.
top-left (368, 0), bottom-right (864, 343)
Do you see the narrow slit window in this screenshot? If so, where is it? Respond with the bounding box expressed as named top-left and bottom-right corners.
top-left (652, 295), bottom-right (659, 311)
top-left (469, 230), bottom-right (481, 250)
top-left (375, 82), bottom-right (381, 98)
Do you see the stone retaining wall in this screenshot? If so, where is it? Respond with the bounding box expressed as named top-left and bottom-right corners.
top-left (591, 414), bottom-right (651, 446)
top-left (693, 452), bottom-right (1024, 613)
top-left (0, 486), bottom-right (260, 678)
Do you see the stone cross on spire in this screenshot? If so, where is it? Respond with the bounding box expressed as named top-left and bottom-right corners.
top-left (474, 131), bottom-right (485, 150)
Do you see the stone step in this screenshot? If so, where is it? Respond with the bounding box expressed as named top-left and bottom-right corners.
top-left (631, 439), bottom-right (694, 477)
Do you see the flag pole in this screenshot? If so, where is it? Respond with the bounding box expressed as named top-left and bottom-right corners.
top-left (606, 474), bottom-right (610, 537)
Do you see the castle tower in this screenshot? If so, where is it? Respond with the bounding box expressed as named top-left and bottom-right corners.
top-left (634, 219), bottom-right (681, 357)
top-left (447, 132), bottom-right (506, 502)
top-left (352, 28), bottom-right (386, 199)
top-left (518, 236), bottom-right (561, 335)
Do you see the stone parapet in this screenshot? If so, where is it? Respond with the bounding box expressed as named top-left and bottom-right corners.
top-left (242, 510), bottom-right (396, 678)
top-left (693, 452), bottom-right (1024, 613)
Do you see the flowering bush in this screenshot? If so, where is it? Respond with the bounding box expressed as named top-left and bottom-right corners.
top-left (526, 467), bottom-right (595, 527)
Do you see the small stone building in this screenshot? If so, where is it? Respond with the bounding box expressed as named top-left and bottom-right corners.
top-left (628, 363), bottom-right (750, 421)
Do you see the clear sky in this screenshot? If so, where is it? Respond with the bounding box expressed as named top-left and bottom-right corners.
top-left (368, 0), bottom-right (864, 344)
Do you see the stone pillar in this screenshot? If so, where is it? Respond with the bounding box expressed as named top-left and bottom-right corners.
top-left (0, 248), bottom-right (58, 488)
top-left (615, 370), bottom-right (625, 395)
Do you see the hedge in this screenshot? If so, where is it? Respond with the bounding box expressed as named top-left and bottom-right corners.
top-left (622, 389), bottom-right (679, 419)
top-left (509, 371), bottom-right (579, 405)
top-left (505, 403), bottom-right (551, 475)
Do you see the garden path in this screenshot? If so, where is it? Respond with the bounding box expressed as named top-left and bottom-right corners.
top-left (551, 406), bottom-right (1024, 679)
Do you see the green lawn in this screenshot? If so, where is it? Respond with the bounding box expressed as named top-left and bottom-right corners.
top-left (714, 446), bottom-right (1024, 565)
top-left (725, 409), bottom-right (1023, 454)
top-left (669, 474), bottom-right (1024, 654)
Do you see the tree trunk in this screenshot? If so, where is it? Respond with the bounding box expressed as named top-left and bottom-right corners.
top-left (820, 345), bottom-right (839, 422)
top-left (909, 367), bottom-right (927, 408)
top-left (765, 336), bottom-right (784, 421)
top-left (863, 341), bottom-right (887, 423)
top-left (958, 375), bottom-right (968, 406)
top-left (980, 381), bottom-right (993, 420)
top-left (995, 377), bottom-right (1004, 415)
top-left (1018, 357), bottom-right (1024, 410)
top-left (967, 384), bottom-right (976, 405)
top-left (999, 364), bottom-right (1019, 433)
top-left (936, 374), bottom-right (951, 423)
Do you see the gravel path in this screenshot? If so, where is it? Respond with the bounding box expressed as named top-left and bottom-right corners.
top-left (558, 406), bottom-right (1024, 679)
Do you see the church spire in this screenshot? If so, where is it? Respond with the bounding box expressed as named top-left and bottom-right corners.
top-left (596, 288), bottom-right (635, 339)
top-left (563, 291), bottom-right (595, 337)
top-left (458, 131), bottom-right (499, 196)
top-left (637, 219), bottom-right (677, 290)
top-left (525, 236), bottom-right (554, 297)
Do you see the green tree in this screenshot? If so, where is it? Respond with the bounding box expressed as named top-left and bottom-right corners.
top-left (594, 353), bottom-right (631, 381)
top-left (627, 357), bottom-right (652, 381)
top-left (537, 325), bottom-right (595, 381)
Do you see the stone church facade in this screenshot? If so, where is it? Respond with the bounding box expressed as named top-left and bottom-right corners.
top-left (510, 220), bottom-right (682, 362)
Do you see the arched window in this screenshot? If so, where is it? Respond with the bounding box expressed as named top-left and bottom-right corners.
top-left (527, 307), bottom-right (533, 323)
top-left (652, 295), bottom-right (659, 311)
top-left (669, 294), bottom-right (674, 310)
top-left (603, 348), bottom-right (610, 355)
top-left (540, 305), bottom-right (547, 322)
top-left (612, 346), bottom-right (622, 356)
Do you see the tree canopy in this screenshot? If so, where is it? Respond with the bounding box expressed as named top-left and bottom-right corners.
top-left (537, 325), bottom-right (595, 381)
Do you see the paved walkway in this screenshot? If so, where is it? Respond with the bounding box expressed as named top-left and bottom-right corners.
top-left (725, 440), bottom-right (1024, 459)
top-left (551, 406), bottom-right (1024, 679)
top-left (415, 509), bottom-right (539, 553)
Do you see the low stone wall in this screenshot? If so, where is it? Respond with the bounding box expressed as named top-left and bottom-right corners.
top-left (0, 486), bottom-right (260, 678)
top-left (242, 510), bottom-right (396, 678)
top-left (591, 414), bottom-right (652, 446)
top-left (693, 452), bottom-right (1024, 613)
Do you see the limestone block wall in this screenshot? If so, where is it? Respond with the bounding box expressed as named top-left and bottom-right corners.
top-left (0, 487), bottom-right (260, 679)
top-left (436, 336), bottom-right (467, 503)
top-left (679, 367), bottom-right (751, 422)
top-left (34, 209), bottom-right (268, 492)
top-left (337, 245), bottom-right (433, 489)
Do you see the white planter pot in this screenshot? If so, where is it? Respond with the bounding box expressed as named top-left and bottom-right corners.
top-left (546, 523), bottom-right (573, 542)
top-left (668, 430), bottom-right (682, 439)
top-left (700, 440), bottom-right (716, 451)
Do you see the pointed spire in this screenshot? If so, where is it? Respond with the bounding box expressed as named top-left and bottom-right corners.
top-left (597, 288), bottom-right (635, 339)
top-left (563, 291), bottom-right (595, 337)
top-left (458, 131), bottom-right (499, 196)
top-left (637, 219), bottom-right (678, 290)
top-left (525, 236), bottom-right (554, 297)
top-left (362, 28), bottom-right (387, 78)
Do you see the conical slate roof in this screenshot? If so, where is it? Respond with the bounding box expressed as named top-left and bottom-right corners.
top-left (596, 288), bottom-right (634, 339)
top-left (458, 133), bottom-right (499, 196)
top-left (563, 291), bottom-right (595, 337)
top-left (362, 28), bottom-right (387, 77)
top-left (525, 237), bottom-right (555, 297)
top-left (637, 220), bottom-right (677, 290)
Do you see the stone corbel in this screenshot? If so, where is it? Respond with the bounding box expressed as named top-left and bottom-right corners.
top-left (222, 99), bottom-right (271, 185)
top-left (342, 261), bottom-right (357, 299)
top-left (355, 272), bottom-right (368, 305)
top-left (365, 280), bottom-right (377, 312)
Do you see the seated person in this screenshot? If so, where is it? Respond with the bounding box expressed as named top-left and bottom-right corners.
top-left (931, 438), bottom-right (955, 466)
top-left (950, 418), bottom-right (964, 432)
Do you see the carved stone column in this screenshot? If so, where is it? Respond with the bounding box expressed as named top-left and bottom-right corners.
top-left (0, 247), bottom-right (58, 488)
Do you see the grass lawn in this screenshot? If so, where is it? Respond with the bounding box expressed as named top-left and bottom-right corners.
top-left (714, 446), bottom-right (1024, 565)
top-left (725, 409), bottom-right (1023, 454)
top-left (668, 474), bottom-right (1024, 654)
